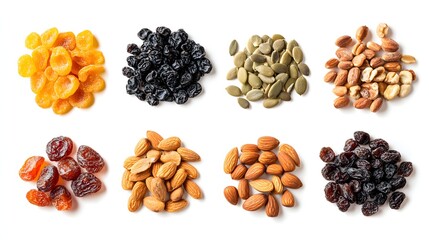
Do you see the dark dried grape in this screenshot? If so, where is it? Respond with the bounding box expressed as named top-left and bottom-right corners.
top-left (349, 180), bottom-right (361, 193)
top-left (137, 28), bottom-right (152, 40)
top-left (320, 147), bottom-right (335, 162)
top-left (354, 131), bottom-right (370, 144)
top-left (325, 182), bottom-right (340, 203)
top-left (58, 157), bottom-right (81, 181)
top-left (344, 139), bottom-right (359, 151)
top-left (381, 150), bottom-right (401, 163)
top-left (336, 196), bottom-right (350, 212)
top-left (122, 67), bottom-right (134, 78)
top-left (336, 152), bottom-right (356, 167)
top-left (397, 162), bottom-right (413, 177)
top-left (362, 201), bottom-right (379, 216)
top-left (371, 147), bottom-right (386, 159)
top-left (37, 165), bottom-right (59, 192)
top-left (362, 182), bottom-right (375, 193)
top-left (50, 185), bottom-right (72, 211)
top-left (340, 183), bottom-right (355, 202)
top-left (127, 43), bottom-right (140, 55)
top-left (376, 181), bottom-right (392, 194)
top-left (46, 136), bottom-right (73, 161)
top-left (355, 159), bottom-right (371, 170)
top-left (369, 138), bottom-right (389, 150)
top-left (71, 173), bottom-right (102, 197)
top-left (384, 163), bottom-right (397, 179)
top-left (372, 168), bottom-right (385, 183)
top-left (187, 83), bottom-right (202, 98)
top-left (322, 164), bottom-right (339, 181)
top-left (371, 158), bottom-right (384, 169)
top-left (389, 191), bottom-right (405, 209)
top-left (354, 146), bottom-right (371, 159)
top-left (77, 145), bottom-right (105, 173)
top-left (375, 192), bottom-right (387, 206)
top-left (356, 191), bottom-right (367, 205)
top-left (390, 177), bottom-right (406, 191)
top-left (347, 168), bottom-right (370, 181)
top-left (26, 189), bottom-right (51, 207)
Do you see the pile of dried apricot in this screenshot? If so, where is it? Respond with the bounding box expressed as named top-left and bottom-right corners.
top-left (18, 28), bottom-right (105, 114)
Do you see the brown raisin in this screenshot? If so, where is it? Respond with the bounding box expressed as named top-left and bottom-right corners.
top-left (37, 165), bottom-right (59, 192)
top-left (26, 189), bottom-right (51, 207)
top-left (19, 156), bottom-right (45, 181)
top-left (76, 145), bottom-right (105, 173)
top-left (46, 136), bottom-right (73, 161)
top-left (71, 172), bottom-right (102, 197)
top-left (57, 157), bottom-right (81, 181)
top-left (50, 185), bottom-right (73, 211)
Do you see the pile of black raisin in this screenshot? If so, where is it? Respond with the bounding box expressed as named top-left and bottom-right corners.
top-left (319, 131), bottom-right (413, 216)
top-left (122, 27), bottom-right (212, 106)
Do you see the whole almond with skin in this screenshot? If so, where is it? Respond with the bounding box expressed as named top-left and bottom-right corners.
top-left (324, 70), bottom-right (337, 83)
top-left (257, 136), bottom-right (279, 151)
top-left (272, 175), bottom-right (283, 194)
top-left (278, 151), bottom-right (296, 172)
top-left (145, 176), bottom-right (153, 191)
top-left (184, 179), bottom-right (202, 199)
top-left (239, 151), bottom-right (259, 165)
top-left (250, 179), bottom-right (274, 193)
top-left (333, 86), bottom-right (347, 97)
top-left (128, 182), bottom-right (147, 212)
top-left (335, 35), bottom-right (352, 47)
top-left (266, 164), bottom-right (284, 175)
top-left (160, 151), bottom-right (181, 165)
top-left (243, 194), bottom-right (267, 211)
top-left (370, 97), bottom-right (383, 112)
top-left (370, 57), bottom-right (385, 68)
top-left (231, 164), bottom-right (247, 180)
top-left (122, 170), bottom-right (134, 190)
top-left (170, 168), bottom-right (187, 190)
top-left (165, 199), bottom-right (188, 212)
top-left (146, 149), bottom-right (161, 161)
top-left (158, 137), bottom-right (181, 151)
top-left (325, 58), bottom-right (339, 69)
top-left (334, 96), bottom-right (350, 108)
top-left (354, 97), bottom-right (372, 109)
top-left (170, 187), bottom-right (184, 202)
top-left (143, 196), bottom-right (165, 212)
top-left (382, 52), bottom-right (402, 62)
top-left (352, 54), bottom-right (366, 67)
top-left (356, 25), bottom-right (368, 42)
top-left (156, 162), bottom-right (177, 180)
top-left (238, 179), bottom-right (250, 200)
top-left (381, 38), bottom-right (399, 52)
top-left (224, 186), bottom-right (239, 205)
top-left (281, 173), bottom-right (303, 189)
top-left (129, 170), bottom-right (151, 182)
top-left (347, 67), bottom-right (360, 86)
top-left (336, 48), bottom-right (353, 61)
top-left (180, 162), bottom-right (198, 179)
top-left (338, 61), bottom-right (353, 70)
top-left (134, 138), bottom-right (151, 157)
top-left (151, 177), bottom-right (168, 202)
top-left (146, 130), bottom-right (163, 150)
top-left (281, 189), bottom-right (295, 207)
top-left (245, 162), bottom-right (265, 180)
top-left (258, 151), bottom-right (277, 165)
top-left (166, 181), bottom-right (173, 192)
top-left (224, 147), bottom-right (239, 174)
top-left (240, 144), bottom-right (260, 153)
top-left (177, 147), bottom-right (200, 162)
top-left (266, 194), bottom-right (279, 217)
top-left (279, 144), bottom-right (300, 167)
top-left (124, 156), bottom-right (141, 170)
top-left (334, 69), bottom-right (348, 86)
top-left (151, 162), bottom-right (162, 177)
top-left (130, 157), bottom-right (155, 174)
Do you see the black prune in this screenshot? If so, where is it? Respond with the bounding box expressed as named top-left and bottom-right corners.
top-left (354, 131), bottom-right (370, 144)
top-left (397, 162), bottom-right (413, 177)
top-left (362, 201), bottom-right (379, 216)
top-left (320, 147), bottom-right (335, 162)
top-left (389, 191), bottom-right (405, 209)
top-left (381, 150), bottom-right (401, 163)
top-left (344, 138), bottom-right (359, 152)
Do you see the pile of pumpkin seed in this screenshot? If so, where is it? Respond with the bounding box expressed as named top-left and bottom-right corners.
top-left (226, 34), bottom-right (310, 109)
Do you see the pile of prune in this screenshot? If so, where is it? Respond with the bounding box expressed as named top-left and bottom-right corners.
top-left (122, 26), bottom-right (212, 106)
top-left (320, 131), bottom-right (413, 216)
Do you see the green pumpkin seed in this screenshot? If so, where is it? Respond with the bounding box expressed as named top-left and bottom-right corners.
top-left (263, 99), bottom-right (280, 108)
top-left (229, 40), bottom-right (238, 56)
top-left (237, 97), bottom-right (250, 109)
top-left (273, 39), bottom-right (285, 52)
top-left (271, 50), bottom-right (279, 63)
top-left (246, 41), bottom-right (256, 54)
top-left (298, 62), bottom-right (310, 76)
top-left (237, 67), bottom-right (248, 84)
top-left (289, 64), bottom-right (299, 79)
top-left (295, 76), bottom-right (307, 95)
top-left (285, 77), bottom-right (296, 92)
top-left (287, 39), bottom-right (298, 53)
top-left (243, 48), bottom-right (251, 57)
top-left (279, 91), bottom-right (291, 101)
top-left (268, 80), bottom-right (284, 99)
top-left (250, 54), bottom-right (266, 63)
top-left (261, 35), bottom-right (270, 42)
top-left (258, 74), bottom-right (276, 84)
top-left (272, 34), bottom-right (285, 41)
top-left (248, 73), bottom-right (262, 88)
top-left (255, 65), bottom-right (274, 77)
top-left (226, 67), bottom-right (237, 80)
top-left (244, 58), bottom-right (254, 72)
top-left (259, 43), bottom-right (272, 55)
top-left (241, 83), bottom-right (252, 95)
top-left (264, 83), bottom-right (272, 95)
top-left (251, 35), bottom-right (262, 46)
top-left (246, 89), bottom-right (264, 101)
top-left (234, 52), bottom-right (247, 67)
top-left (271, 63), bottom-right (288, 74)
top-left (226, 85), bottom-right (242, 97)
top-left (292, 46), bottom-right (303, 63)
top-left (280, 51), bottom-right (292, 65)
top-left (276, 73), bottom-right (289, 83)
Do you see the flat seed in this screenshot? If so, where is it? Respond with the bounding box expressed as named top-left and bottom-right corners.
top-left (263, 99), bottom-right (280, 108)
top-left (280, 51), bottom-right (292, 65)
top-left (271, 51), bottom-right (280, 63)
top-left (268, 80), bottom-right (284, 98)
top-left (250, 35), bottom-right (262, 47)
top-left (244, 58), bottom-right (254, 72)
top-left (284, 78), bottom-right (296, 92)
top-left (241, 83), bottom-right (252, 95)
top-left (246, 39), bottom-right (256, 53)
top-left (276, 73), bottom-right (289, 83)
top-left (289, 64), bottom-right (299, 79)
top-left (229, 40), bottom-right (238, 56)
top-left (295, 76), bottom-right (307, 95)
top-left (273, 39), bottom-right (286, 51)
top-left (258, 74), bottom-right (275, 84)
top-left (266, 56), bottom-right (274, 66)
top-left (271, 63), bottom-right (288, 74)
top-left (261, 35), bottom-right (270, 42)
top-left (237, 97), bottom-right (250, 109)
top-left (226, 85), bottom-right (242, 97)
top-left (255, 65), bottom-right (274, 77)
top-left (226, 67), bottom-right (237, 80)
top-left (246, 89), bottom-right (264, 101)
top-left (250, 54), bottom-right (266, 63)
top-left (259, 43), bottom-right (272, 55)
top-left (279, 91), bottom-right (291, 101)
top-left (272, 34), bottom-right (285, 41)
top-left (298, 63), bottom-right (310, 76)
top-left (287, 82), bottom-right (295, 93)
top-left (237, 67), bottom-right (248, 84)
top-left (248, 73), bottom-right (262, 88)
top-left (401, 55), bottom-right (416, 64)
top-left (292, 46), bottom-right (303, 63)
top-left (234, 52), bottom-right (247, 67)
top-left (287, 39), bottom-right (298, 53)
top-left (264, 83), bottom-right (272, 96)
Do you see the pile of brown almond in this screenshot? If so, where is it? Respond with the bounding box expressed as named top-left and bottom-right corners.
top-left (223, 136), bottom-right (302, 217)
top-left (122, 130), bottom-right (202, 213)
top-left (324, 23), bottom-right (417, 112)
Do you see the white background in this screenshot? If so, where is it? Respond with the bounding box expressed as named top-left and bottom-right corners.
top-left (0, 0), bottom-right (427, 239)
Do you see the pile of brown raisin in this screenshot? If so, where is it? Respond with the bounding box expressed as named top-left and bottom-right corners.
top-left (19, 136), bottom-right (105, 211)
top-left (319, 131), bottom-right (413, 216)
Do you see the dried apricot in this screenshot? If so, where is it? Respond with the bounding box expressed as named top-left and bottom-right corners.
top-left (44, 66), bottom-right (58, 82)
top-left (25, 32), bottom-right (41, 50)
top-left (71, 49), bottom-right (105, 66)
top-left (18, 54), bottom-right (37, 77)
top-left (81, 75), bottom-right (105, 93)
top-left (30, 71), bottom-right (47, 94)
top-left (54, 75), bottom-right (79, 99)
top-left (19, 156), bottom-right (45, 181)
top-left (70, 61), bottom-right (83, 76)
top-left (52, 99), bottom-right (73, 114)
top-left (41, 27), bottom-right (59, 48)
top-left (31, 46), bottom-right (49, 70)
top-left (26, 189), bottom-right (51, 207)
top-left (50, 46), bottom-right (72, 76)
top-left (54, 32), bottom-right (76, 51)
top-left (78, 65), bottom-right (104, 82)
top-left (35, 81), bottom-right (57, 108)
top-left (76, 30), bottom-right (94, 50)
top-left (68, 88), bottom-right (94, 108)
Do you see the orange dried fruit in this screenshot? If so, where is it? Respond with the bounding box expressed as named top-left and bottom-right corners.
top-left (81, 75), bottom-right (106, 93)
top-left (41, 27), bottom-right (59, 48)
top-left (50, 46), bottom-right (72, 76)
top-left (78, 64), bottom-right (104, 82)
top-left (44, 66), bottom-right (58, 82)
top-left (52, 99), bottom-right (73, 114)
top-left (19, 156), bottom-right (45, 181)
top-left (54, 32), bottom-right (76, 51)
top-left (70, 61), bottom-right (83, 76)
top-left (25, 32), bottom-right (41, 50)
top-left (30, 71), bottom-right (47, 94)
top-left (31, 46), bottom-right (50, 70)
top-left (76, 30), bottom-right (94, 50)
top-left (71, 49), bottom-right (105, 66)
top-left (68, 88), bottom-right (94, 108)
top-left (54, 75), bottom-right (80, 99)
top-left (18, 54), bottom-right (37, 77)
top-left (35, 81), bottom-right (56, 108)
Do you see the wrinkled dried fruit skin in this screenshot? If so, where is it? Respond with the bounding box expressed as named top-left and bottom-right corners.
top-left (71, 172), bottom-right (102, 197)
top-left (26, 189), bottom-right (51, 206)
top-left (19, 156), bottom-right (45, 181)
top-left (50, 185), bottom-right (72, 210)
top-left (46, 136), bottom-right (73, 161)
top-left (362, 201), bottom-right (378, 216)
top-left (397, 162), bottom-right (413, 177)
top-left (76, 145), bottom-right (104, 173)
top-left (320, 147), bottom-right (335, 162)
top-left (389, 191), bottom-right (405, 209)
top-left (37, 165), bottom-right (59, 192)
top-left (58, 157), bottom-right (81, 181)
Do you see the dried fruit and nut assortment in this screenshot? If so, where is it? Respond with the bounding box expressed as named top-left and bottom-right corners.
top-left (320, 131), bottom-right (413, 216)
top-left (121, 130), bottom-right (202, 213)
top-left (223, 136), bottom-right (302, 217)
top-left (18, 28), bottom-right (105, 114)
top-left (19, 136), bottom-right (105, 210)
top-left (226, 35), bottom-right (310, 109)
top-left (324, 23), bottom-right (417, 112)
top-left (122, 27), bottom-right (212, 106)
